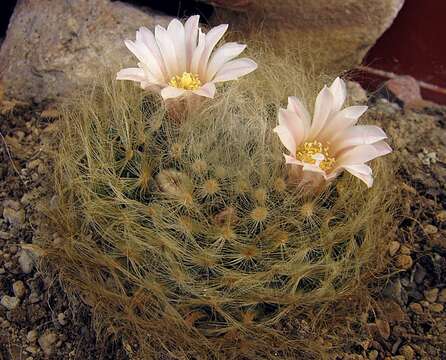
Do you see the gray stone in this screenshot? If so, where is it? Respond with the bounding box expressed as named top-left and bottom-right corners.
top-left (18, 250), bottom-right (34, 274)
top-left (38, 332), bottom-right (58, 356)
top-left (0, 0), bottom-right (171, 102)
top-left (212, 0), bottom-right (405, 72)
top-left (3, 207), bottom-right (25, 226)
top-left (1, 295), bottom-right (20, 310)
top-left (27, 329), bottom-right (38, 343)
top-left (12, 280), bottom-right (26, 298)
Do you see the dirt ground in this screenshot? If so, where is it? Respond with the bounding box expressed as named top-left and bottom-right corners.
top-left (0, 94), bottom-right (445, 359)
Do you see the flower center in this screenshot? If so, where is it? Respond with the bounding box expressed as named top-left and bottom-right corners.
top-left (169, 72), bottom-right (202, 90)
top-left (296, 141), bottom-right (335, 171)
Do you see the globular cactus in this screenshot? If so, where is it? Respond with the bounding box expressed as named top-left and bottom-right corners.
top-left (44, 55), bottom-right (394, 359)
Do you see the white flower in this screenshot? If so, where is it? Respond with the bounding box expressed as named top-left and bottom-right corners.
top-left (274, 78), bottom-right (392, 188)
top-left (117, 15), bottom-right (257, 101)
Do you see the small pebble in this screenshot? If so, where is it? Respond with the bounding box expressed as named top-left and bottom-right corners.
top-left (12, 280), bottom-right (26, 298)
top-left (423, 224), bottom-right (438, 235)
top-left (25, 346), bottom-right (38, 354)
top-left (389, 241), bottom-right (401, 256)
top-left (429, 303), bottom-right (444, 313)
top-left (38, 332), bottom-right (58, 356)
top-left (18, 250), bottom-right (34, 274)
top-left (437, 210), bottom-right (446, 222)
top-left (409, 303), bottom-right (423, 314)
top-left (413, 264), bottom-right (427, 284)
top-left (57, 312), bottom-right (67, 326)
top-left (29, 291), bottom-right (41, 304)
top-left (438, 288), bottom-right (446, 303)
top-left (368, 350), bottom-right (378, 360)
top-left (424, 288), bottom-right (439, 303)
top-left (27, 329), bottom-right (38, 343)
top-left (8, 245), bottom-right (18, 254)
top-left (396, 255), bottom-right (413, 270)
top-left (400, 345), bottom-right (415, 360)
top-left (3, 207), bottom-right (25, 226)
top-left (400, 245), bottom-right (411, 255)
top-left (1, 295), bottom-right (20, 310)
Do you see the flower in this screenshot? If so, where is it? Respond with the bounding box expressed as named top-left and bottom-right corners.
top-left (273, 78), bottom-right (392, 188)
top-left (116, 15), bottom-right (257, 101)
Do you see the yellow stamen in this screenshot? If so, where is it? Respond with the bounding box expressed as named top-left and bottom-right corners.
top-left (296, 141), bottom-right (335, 171)
top-left (169, 72), bottom-right (201, 90)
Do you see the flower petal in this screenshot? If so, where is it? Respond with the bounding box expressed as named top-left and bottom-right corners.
top-left (184, 15), bottom-right (200, 71)
top-left (167, 18), bottom-right (187, 73)
top-left (302, 163), bottom-right (326, 176)
top-left (329, 77), bottom-right (347, 112)
top-left (336, 143), bottom-right (388, 166)
top-left (331, 125), bottom-right (388, 154)
top-left (116, 67), bottom-right (146, 82)
top-left (278, 108), bottom-right (306, 146)
top-left (372, 140), bottom-right (393, 157)
top-left (287, 96), bottom-right (311, 135)
top-left (212, 58), bottom-right (257, 82)
top-left (318, 105), bottom-right (368, 142)
top-left (190, 28), bottom-right (206, 75)
top-left (192, 82), bottom-right (216, 98)
top-left (155, 25), bottom-right (178, 78)
top-left (343, 164), bottom-right (374, 188)
top-left (160, 86), bottom-right (187, 100)
top-left (198, 24), bottom-right (228, 80)
top-left (136, 27), bottom-right (167, 81)
top-left (206, 42), bottom-right (246, 80)
top-left (125, 39), bottom-right (164, 82)
top-left (309, 86), bottom-right (333, 139)
top-left (274, 125), bottom-right (297, 155)
top-left (284, 154), bottom-right (302, 165)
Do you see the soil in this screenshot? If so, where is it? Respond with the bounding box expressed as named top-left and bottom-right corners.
top-left (0, 94), bottom-right (445, 359)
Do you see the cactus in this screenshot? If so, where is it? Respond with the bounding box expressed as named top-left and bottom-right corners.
top-left (44, 53), bottom-right (395, 359)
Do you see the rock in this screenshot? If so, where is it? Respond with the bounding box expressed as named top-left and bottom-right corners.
top-left (368, 350), bottom-right (379, 360)
top-left (399, 245), bottom-right (411, 255)
top-left (0, 0), bottom-right (171, 102)
top-left (380, 300), bottom-right (407, 322)
top-left (437, 210), bottom-right (446, 222)
top-left (413, 264), bottom-right (427, 284)
top-left (213, 0), bottom-right (404, 72)
top-left (3, 207), bottom-right (25, 226)
top-left (205, 0), bottom-right (251, 11)
top-left (399, 345), bottom-right (415, 360)
top-left (27, 329), bottom-right (38, 343)
top-left (347, 81), bottom-right (368, 105)
top-left (384, 76), bottom-right (422, 107)
top-left (424, 288), bottom-right (439, 303)
top-left (383, 278), bottom-right (402, 304)
top-left (408, 302), bottom-right (423, 314)
top-left (388, 241), bottom-right (401, 256)
top-left (12, 280), bottom-right (26, 298)
top-left (429, 303), bottom-right (444, 313)
top-left (1, 295), bottom-right (20, 310)
top-left (57, 312), bottom-right (67, 326)
top-left (38, 331), bottom-right (58, 356)
top-left (25, 346), bottom-right (38, 355)
top-left (396, 255), bottom-right (413, 270)
top-left (438, 288), bottom-right (446, 303)
top-left (424, 224), bottom-right (438, 235)
top-left (375, 319), bottom-right (390, 339)
top-left (18, 250), bottom-right (34, 274)
top-left (0, 231), bottom-right (11, 240)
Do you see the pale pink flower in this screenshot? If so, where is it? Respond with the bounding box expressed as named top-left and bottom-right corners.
top-left (116, 15), bottom-right (257, 101)
top-left (274, 78), bottom-right (392, 188)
